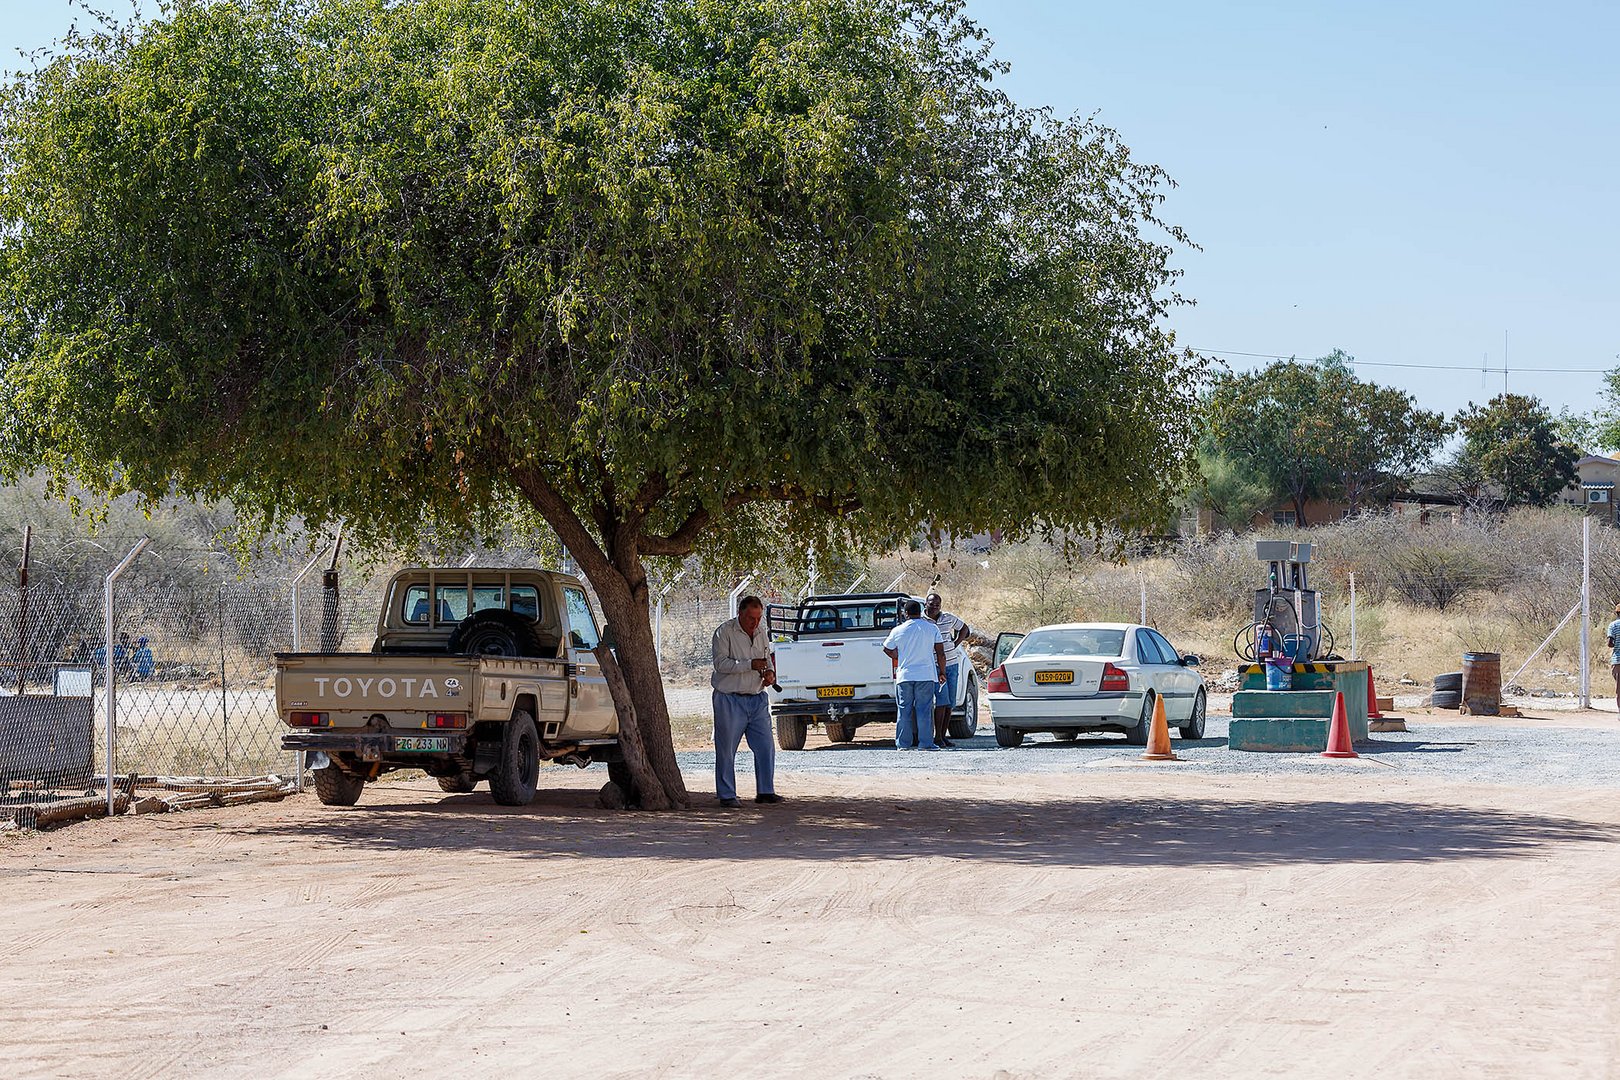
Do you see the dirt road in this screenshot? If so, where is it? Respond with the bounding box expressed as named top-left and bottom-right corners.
top-left (4, 767), bottom-right (1617, 1079)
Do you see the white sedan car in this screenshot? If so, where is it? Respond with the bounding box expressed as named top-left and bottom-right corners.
top-left (986, 622), bottom-right (1207, 747)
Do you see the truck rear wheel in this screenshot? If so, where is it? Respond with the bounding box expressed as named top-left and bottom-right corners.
top-left (824, 720), bottom-right (853, 743)
top-left (312, 761), bottom-right (365, 806)
top-left (776, 716), bottom-right (807, 751)
top-left (489, 712), bottom-right (540, 806)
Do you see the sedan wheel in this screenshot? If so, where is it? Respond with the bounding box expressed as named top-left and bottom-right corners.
top-left (1125, 693), bottom-right (1153, 746)
top-left (1179, 690), bottom-right (1207, 740)
top-left (994, 725), bottom-right (1024, 748)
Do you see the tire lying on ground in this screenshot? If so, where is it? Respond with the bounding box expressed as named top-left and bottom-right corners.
top-left (1433, 671), bottom-right (1464, 693)
top-left (1429, 689), bottom-right (1462, 709)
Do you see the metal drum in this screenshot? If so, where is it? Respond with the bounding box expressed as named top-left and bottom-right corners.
top-left (1460, 652), bottom-right (1501, 716)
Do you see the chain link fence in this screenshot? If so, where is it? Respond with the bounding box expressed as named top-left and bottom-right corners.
top-left (0, 535), bottom-right (834, 802)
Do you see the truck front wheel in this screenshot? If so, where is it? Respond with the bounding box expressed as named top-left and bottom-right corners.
top-left (489, 712), bottom-right (540, 806)
top-left (312, 761), bottom-right (365, 806)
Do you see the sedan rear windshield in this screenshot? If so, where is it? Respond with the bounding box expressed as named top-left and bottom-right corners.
top-left (1016, 628), bottom-right (1125, 658)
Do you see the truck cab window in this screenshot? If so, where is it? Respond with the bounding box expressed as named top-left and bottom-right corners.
top-left (563, 587), bottom-right (599, 650)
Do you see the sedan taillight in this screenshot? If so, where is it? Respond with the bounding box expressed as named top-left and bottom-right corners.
top-left (987, 665), bottom-right (1010, 694)
top-left (1100, 663), bottom-right (1130, 692)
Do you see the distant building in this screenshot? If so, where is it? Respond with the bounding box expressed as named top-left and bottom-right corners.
top-left (1559, 454), bottom-right (1620, 524)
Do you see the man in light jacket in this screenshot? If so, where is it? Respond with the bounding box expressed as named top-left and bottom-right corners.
top-left (711, 595), bottom-right (785, 808)
top-left (882, 599), bottom-right (947, 751)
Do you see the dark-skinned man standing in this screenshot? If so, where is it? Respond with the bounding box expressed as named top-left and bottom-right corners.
top-left (924, 591), bottom-right (970, 747)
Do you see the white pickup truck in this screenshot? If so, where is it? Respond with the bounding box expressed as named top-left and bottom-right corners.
top-left (767, 593), bottom-right (980, 749)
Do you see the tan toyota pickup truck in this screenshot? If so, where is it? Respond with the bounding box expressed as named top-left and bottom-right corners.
top-left (276, 567), bottom-right (625, 807)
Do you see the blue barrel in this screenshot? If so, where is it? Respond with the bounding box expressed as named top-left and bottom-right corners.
top-left (1282, 634), bottom-right (1311, 662)
top-left (1264, 658), bottom-right (1293, 691)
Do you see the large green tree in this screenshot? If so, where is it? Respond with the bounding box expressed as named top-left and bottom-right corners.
top-left (0, 0), bottom-right (1202, 807)
top-left (1452, 393), bottom-right (1578, 508)
top-left (1203, 351), bottom-right (1446, 526)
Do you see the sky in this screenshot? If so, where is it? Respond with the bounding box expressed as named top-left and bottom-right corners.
top-left (4, 0), bottom-right (1618, 420)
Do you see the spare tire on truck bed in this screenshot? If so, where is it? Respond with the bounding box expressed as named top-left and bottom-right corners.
top-left (447, 609), bottom-right (551, 658)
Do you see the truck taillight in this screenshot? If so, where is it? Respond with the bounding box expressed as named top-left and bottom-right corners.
top-left (987, 666), bottom-right (1010, 694)
top-left (429, 713), bottom-right (468, 729)
top-left (1100, 663), bottom-right (1130, 692)
top-left (288, 712), bottom-right (328, 727)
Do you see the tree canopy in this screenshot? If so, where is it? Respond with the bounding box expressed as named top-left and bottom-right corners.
top-left (1451, 393), bottom-right (1578, 509)
top-left (0, 0), bottom-right (1202, 806)
top-left (1202, 352), bottom-right (1447, 527)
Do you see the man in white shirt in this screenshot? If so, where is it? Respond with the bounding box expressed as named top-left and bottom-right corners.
top-left (925, 591), bottom-right (970, 747)
top-left (710, 596), bottom-right (784, 808)
top-left (882, 599), bottom-right (947, 751)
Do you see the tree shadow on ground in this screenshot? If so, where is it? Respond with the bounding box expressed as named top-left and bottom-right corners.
top-left (263, 787), bottom-right (1619, 869)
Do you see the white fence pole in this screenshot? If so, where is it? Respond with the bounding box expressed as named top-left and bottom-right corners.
top-left (655, 569), bottom-right (688, 667)
top-left (1581, 516), bottom-right (1591, 708)
top-left (886, 572), bottom-right (907, 592)
top-left (103, 537), bottom-right (150, 815)
top-left (728, 575), bottom-right (755, 618)
top-left (1510, 601), bottom-right (1582, 688)
top-left (1138, 572), bottom-right (1147, 625)
top-left (843, 573), bottom-right (868, 594)
top-left (1349, 572), bottom-right (1357, 660)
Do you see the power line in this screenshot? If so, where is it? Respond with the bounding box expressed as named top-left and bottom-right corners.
top-left (1193, 347), bottom-right (1611, 375)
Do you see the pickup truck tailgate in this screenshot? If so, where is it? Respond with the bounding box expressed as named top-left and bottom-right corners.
top-left (772, 638), bottom-right (892, 702)
top-left (276, 654), bottom-right (481, 714)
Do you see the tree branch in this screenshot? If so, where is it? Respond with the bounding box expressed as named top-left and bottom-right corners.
top-left (639, 485), bottom-right (863, 557)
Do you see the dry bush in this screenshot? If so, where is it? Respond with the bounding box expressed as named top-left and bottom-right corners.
top-left (990, 544), bottom-right (1086, 626)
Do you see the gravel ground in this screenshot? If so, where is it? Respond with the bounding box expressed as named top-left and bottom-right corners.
top-left (678, 710), bottom-right (1620, 790)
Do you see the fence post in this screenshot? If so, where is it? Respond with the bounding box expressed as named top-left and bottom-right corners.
top-left (1349, 572), bottom-right (1357, 660)
top-left (655, 569), bottom-right (688, 668)
top-left (1581, 516), bottom-right (1591, 709)
top-left (103, 537), bottom-right (150, 815)
top-left (728, 575), bottom-right (755, 618)
top-left (886, 572), bottom-right (907, 592)
top-left (289, 545), bottom-right (331, 793)
top-left (319, 531), bottom-right (344, 652)
top-left (843, 573), bottom-right (868, 594)
top-left (1138, 571), bottom-right (1147, 625)
top-left (14, 524), bottom-right (30, 695)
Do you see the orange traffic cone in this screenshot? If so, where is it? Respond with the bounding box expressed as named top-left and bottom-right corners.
top-left (1322, 690), bottom-right (1359, 759)
top-left (1365, 666), bottom-right (1384, 720)
top-left (1141, 694), bottom-right (1179, 761)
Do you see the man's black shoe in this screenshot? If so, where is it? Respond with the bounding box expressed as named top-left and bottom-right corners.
top-left (939, 739), bottom-right (956, 747)
top-left (755, 793), bottom-right (786, 804)
top-left (718, 797), bottom-right (742, 808)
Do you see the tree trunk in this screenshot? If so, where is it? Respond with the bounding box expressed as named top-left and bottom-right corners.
top-left (1291, 491), bottom-right (1310, 527)
top-left (588, 566), bottom-right (692, 810)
